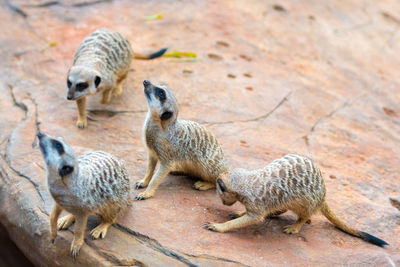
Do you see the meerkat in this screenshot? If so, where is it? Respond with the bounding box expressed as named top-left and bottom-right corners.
top-left (37, 131), bottom-right (131, 259)
top-left (134, 80), bottom-right (229, 200)
top-left (66, 28), bottom-right (167, 128)
top-left (204, 154), bottom-right (388, 247)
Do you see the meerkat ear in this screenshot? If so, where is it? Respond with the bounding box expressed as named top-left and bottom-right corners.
top-left (59, 165), bottom-right (74, 177)
top-left (160, 111), bottom-right (173, 121)
top-left (217, 178), bottom-right (227, 193)
top-left (94, 76), bottom-right (101, 88)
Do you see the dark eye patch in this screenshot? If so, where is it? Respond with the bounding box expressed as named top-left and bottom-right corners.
top-left (155, 88), bottom-right (166, 102)
top-left (76, 82), bottom-right (88, 92)
top-left (51, 140), bottom-right (64, 155)
top-left (67, 80), bottom-right (72, 88)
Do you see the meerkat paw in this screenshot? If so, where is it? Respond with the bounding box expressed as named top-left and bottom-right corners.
top-left (113, 86), bottom-right (123, 96)
top-left (135, 180), bottom-right (148, 189)
top-left (70, 241), bottom-right (83, 260)
top-left (193, 181), bottom-right (216, 191)
top-left (283, 225), bottom-right (300, 234)
top-left (57, 214), bottom-right (75, 230)
top-left (203, 222), bottom-right (223, 232)
top-left (134, 191), bottom-right (154, 200)
top-left (90, 223), bottom-right (111, 239)
top-left (76, 119), bottom-right (87, 129)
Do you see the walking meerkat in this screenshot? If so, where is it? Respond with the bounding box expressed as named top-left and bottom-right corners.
top-left (37, 132), bottom-right (131, 259)
top-left (204, 154), bottom-right (388, 247)
top-left (66, 28), bottom-right (167, 128)
top-left (134, 80), bottom-right (229, 200)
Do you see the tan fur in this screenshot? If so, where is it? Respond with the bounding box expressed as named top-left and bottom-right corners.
top-left (37, 132), bottom-right (131, 259)
top-left (204, 154), bottom-right (387, 246)
top-left (134, 80), bottom-right (229, 200)
top-left (66, 28), bottom-right (133, 128)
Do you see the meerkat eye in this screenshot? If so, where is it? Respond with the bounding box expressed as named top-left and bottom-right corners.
top-left (67, 80), bottom-right (72, 88)
top-left (51, 140), bottom-right (64, 155)
top-left (76, 82), bottom-right (88, 91)
top-left (156, 88), bottom-right (166, 101)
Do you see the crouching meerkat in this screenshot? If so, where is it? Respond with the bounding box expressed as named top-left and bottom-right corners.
top-left (135, 80), bottom-right (229, 200)
top-left (66, 28), bottom-right (167, 128)
top-left (37, 132), bottom-right (131, 259)
top-left (204, 154), bottom-right (388, 247)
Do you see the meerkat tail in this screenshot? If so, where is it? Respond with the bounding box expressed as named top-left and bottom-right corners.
top-left (133, 48), bottom-right (167, 60)
top-left (320, 201), bottom-right (388, 247)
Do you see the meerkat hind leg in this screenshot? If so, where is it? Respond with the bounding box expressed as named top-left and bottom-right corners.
top-left (58, 214), bottom-right (75, 230)
top-left (283, 214), bottom-right (311, 234)
top-left (90, 221), bottom-right (113, 239)
top-left (193, 180), bottom-right (216, 191)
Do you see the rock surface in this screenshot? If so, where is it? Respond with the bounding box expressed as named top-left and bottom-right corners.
top-left (0, 0), bottom-right (399, 266)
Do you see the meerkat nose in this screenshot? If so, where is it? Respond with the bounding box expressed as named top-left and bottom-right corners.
top-left (143, 80), bottom-right (151, 86)
top-left (67, 95), bottom-right (73, 100)
top-left (37, 131), bottom-right (44, 139)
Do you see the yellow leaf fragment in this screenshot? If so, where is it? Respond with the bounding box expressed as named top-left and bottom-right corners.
top-left (163, 51), bottom-right (197, 58)
top-left (144, 13), bottom-right (163, 21)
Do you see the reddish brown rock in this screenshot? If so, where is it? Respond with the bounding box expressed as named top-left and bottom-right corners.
top-left (0, 0), bottom-right (399, 266)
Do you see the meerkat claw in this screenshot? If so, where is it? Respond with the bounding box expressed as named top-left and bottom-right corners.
top-left (134, 195), bottom-right (147, 200)
top-left (135, 182), bottom-right (146, 189)
top-left (76, 120), bottom-right (87, 129)
top-left (70, 246), bottom-right (81, 261)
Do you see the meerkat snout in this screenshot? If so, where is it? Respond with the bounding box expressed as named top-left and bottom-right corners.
top-left (216, 178), bottom-right (238, 206)
top-left (66, 67), bottom-right (101, 101)
top-left (143, 80), bottom-right (177, 123)
top-left (37, 132), bottom-right (77, 179)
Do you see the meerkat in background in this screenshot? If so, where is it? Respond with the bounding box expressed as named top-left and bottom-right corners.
top-left (204, 154), bottom-right (388, 247)
top-left (37, 132), bottom-right (131, 259)
top-left (134, 80), bottom-right (229, 200)
top-left (66, 28), bottom-right (167, 128)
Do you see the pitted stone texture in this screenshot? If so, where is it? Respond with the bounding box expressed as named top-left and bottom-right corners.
top-left (0, 0), bottom-right (399, 266)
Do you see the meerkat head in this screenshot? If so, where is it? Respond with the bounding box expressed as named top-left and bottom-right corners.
top-left (143, 80), bottom-right (178, 127)
top-left (66, 66), bottom-right (102, 100)
top-left (216, 173), bottom-right (238, 206)
top-left (37, 132), bottom-right (77, 181)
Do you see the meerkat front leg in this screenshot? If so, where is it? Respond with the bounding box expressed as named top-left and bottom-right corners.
top-left (70, 214), bottom-right (88, 260)
top-left (135, 154), bottom-right (158, 189)
top-left (113, 73), bottom-right (127, 96)
top-left (100, 89), bottom-right (112, 104)
top-left (204, 214), bottom-right (264, 233)
top-left (229, 210), bottom-right (247, 219)
top-left (135, 164), bottom-right (169, 200)
top-left (76, 97), bottom-right (87, 128)
top-left (49, 203), bottom-right (63, 243)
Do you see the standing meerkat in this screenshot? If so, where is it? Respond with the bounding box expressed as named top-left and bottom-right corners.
top-left (134, 80), bottom-right (229, 200)
top-left (204, 154), bottom-right (388, 247)
top-left (37, 132), bottom-right (131, 259)
top-left (66, 28), bottom-right (167, 128)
